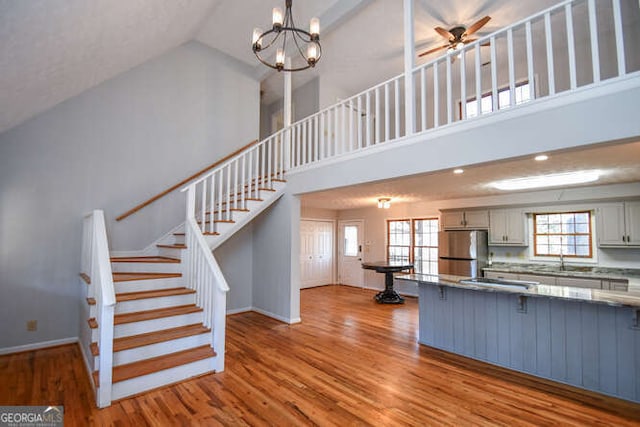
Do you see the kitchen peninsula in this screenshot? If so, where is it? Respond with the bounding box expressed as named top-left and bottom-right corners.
top-left (398, 269), bottom-right (640, 404)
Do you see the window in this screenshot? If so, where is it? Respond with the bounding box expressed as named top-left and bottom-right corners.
top-left (464, 81), bottom-right (532, 118)
top-left (343, 225), bottom-right (359, 256)
top-left (387, 220), bottom-right (410, 263)
top-left (533, 212), bottom-right (592, 258)
top-left (387, 218), bottom-right (439, 274)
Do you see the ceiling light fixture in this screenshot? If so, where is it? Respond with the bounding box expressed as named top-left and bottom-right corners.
top-left (252, 0), bottom-right (321, 72)
top-left (453, 168), bottom-right (464, 174)
top-left (490, 170), bottom-right (601, 191)
top-left (377, 198), bottom-right (391, 209)
top-left (535, 154), bottom-right (549, 161)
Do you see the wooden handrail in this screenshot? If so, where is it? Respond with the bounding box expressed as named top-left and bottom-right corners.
top-left (116, 140), bottom-right (259, 221)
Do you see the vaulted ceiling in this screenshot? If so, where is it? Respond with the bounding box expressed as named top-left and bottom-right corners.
top-left (1, 0), bottom-right (564, 134)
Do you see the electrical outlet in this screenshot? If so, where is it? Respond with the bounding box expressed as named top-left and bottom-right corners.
top-left (27, 320), bottom-right (37, 331)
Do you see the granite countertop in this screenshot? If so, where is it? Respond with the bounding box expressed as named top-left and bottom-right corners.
top-left (397, 273), bottom-right (640, 308)
top-left (483, 262), bottom-right (640, 280)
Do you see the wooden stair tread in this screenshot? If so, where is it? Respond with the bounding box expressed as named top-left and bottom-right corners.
top-left (116, 287), bottom-right (195, 302)
top-left (257, 187), bottom-right (276, 192)
top-left (110, 256), bottom-right (180, 264)
top-left (203, 232), bottom-right (220, 236)
top-left (88, 318), bottom-right (98, 329)
top-left (112, 272), bottom-right (181, 282)
top-left (113, 324), bottom-right (210, 352)
top-left (214, 219), bottom-right (235, 224)
top-left (93, 345), bottom-right (216, 385)
top-left (173, 233), bottom-right (185, 236)
top-left (79, 273), bottom-right (91, 284)
top-left (90, 342), bottom-right (99, 356)
top-left (86, 297), bottom-right (96, 305)
top-left (157, 244), bottom-right (186, 249)
top-left (114, 305), bottom-right (202, 325)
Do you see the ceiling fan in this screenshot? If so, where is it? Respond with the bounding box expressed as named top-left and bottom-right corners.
top-left (418, 16), bottom-right (491, 58)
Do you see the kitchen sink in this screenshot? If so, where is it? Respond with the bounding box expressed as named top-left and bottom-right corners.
top-left (559, 266), bottom-right (595, 273)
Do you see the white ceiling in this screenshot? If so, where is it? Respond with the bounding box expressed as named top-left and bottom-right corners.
top-left (1, 0), bottom-right (567, 133)
top-left (299, 141), bottom-right (640, 210)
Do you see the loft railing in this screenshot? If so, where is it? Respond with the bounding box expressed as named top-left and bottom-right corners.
top-left (81, 210), bottom-right (115, 408)
top-left (285, 0), bottom-right (636, 170)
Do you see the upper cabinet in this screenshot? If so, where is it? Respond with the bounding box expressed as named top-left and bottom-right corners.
top-left (441, 210), bottom-right (489, 230)
top-left (597, 202), bottom-right (640, 247)
top-left (489, 209), bottom-right (527, 246)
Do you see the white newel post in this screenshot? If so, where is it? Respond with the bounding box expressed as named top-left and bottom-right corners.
top-left (403, 0), bottom-right (416, 135)
top-left (284, 58), bottom-right (292, 171)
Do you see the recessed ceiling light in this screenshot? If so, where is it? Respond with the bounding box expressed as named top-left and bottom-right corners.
top-left (489, 170), bottom-right (601, 191)
top-left (453, 169), bottom-right (464, 174)
top-left (535, 154), bottom-right (549, 161)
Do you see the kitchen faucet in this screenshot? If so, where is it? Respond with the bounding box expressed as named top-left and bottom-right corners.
top-left (559, 252), bottom-right (565, 271)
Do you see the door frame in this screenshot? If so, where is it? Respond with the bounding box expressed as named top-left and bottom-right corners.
top-left (299, 218), bottom-right (336, 288)
top-left (337, 219), bottom-right (365, 287)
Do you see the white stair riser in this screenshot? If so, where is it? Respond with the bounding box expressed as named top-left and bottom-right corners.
top-left (114, 312), bottom-right (204, 338)
top-left (173, 236), bottom-right (185, 245)
top-left (157, 247), bottom-right (185, 258)
top-left (115, 294), bottom-right (196, 314)
top-left (111, 263), bottom-right (182, 273)
top-left (114, 277), bottom-right (184, 294)
top-left (91, 328), bottom-right (99, 343)
top-left (113, 333), bottom-right (211, 366)
top-left (110, 356), bottom-right (216, 401)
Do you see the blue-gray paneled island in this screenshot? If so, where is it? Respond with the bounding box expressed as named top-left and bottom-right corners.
top-left (397, 273), bottom-right (640, 404)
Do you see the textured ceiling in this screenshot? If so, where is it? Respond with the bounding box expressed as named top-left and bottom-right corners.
top-left (1, 0), bottom-right (566, 133)
top-left (299, 141), bottom-right (640, 210)
top-left (0, 0), bottom-right (218, 134)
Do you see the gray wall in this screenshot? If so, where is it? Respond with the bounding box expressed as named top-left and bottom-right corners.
top-left (260, 77), bottom-right (320, 140)
top-left (251, 193), bottom-right (301, 323)
top-left (0, 41), bottom-right (260, 349)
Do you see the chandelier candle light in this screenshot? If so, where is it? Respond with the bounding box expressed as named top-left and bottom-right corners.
top-left (252, 0), bottom-right (321, 72)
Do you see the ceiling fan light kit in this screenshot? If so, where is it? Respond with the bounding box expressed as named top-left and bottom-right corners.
top-left (252, 0), bottom-right (321, 72)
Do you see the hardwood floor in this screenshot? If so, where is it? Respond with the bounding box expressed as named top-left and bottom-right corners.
top-left (1, 285), bottom-right (639, 426)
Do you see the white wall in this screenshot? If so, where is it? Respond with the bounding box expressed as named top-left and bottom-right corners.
top-left (0, 41), bottom-right (260, 349)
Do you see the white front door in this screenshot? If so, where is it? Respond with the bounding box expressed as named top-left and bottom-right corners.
top-left (300, 220), bottom-right (334, 289)
top-left (338, 220), bottom-right (364, 287)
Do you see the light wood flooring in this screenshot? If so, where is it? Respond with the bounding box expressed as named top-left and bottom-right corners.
top-left (1, 285), bottom-right (639, 426)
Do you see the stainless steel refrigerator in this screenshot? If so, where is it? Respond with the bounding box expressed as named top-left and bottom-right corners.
top-left (438, 230), bottom-right (488, 277)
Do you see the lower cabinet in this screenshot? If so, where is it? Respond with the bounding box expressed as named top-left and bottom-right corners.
top-left (484, 270), bottom-right (629, 291)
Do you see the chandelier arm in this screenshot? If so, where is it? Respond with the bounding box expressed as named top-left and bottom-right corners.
top-left (291, 29), bottom-right (308, 60)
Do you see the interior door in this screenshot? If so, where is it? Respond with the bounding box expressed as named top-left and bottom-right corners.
top-left (338, 220), bottom-right (364, 287)
top-left (300, 220), bottom-right (334, 289)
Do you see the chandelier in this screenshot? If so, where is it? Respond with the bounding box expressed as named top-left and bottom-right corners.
top-left (251, 0), bottom-right (321, 72)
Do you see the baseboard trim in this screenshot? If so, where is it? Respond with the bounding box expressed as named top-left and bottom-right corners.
top-left (250, 307), bottom-right (298, 324)
top-left (0, 337), bottom-right (78, 356)
top-left (226, 306), bottom-right (253, 315)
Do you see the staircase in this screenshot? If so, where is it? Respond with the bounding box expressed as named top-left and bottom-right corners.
top-left (81, 134), bottom-right (287, 406)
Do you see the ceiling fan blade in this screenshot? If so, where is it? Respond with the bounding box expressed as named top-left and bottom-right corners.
top-left (464, 38), bottom-right (478, 44)
top-left (418, 44), bottom-right (450, 57)
top-left (464, 16), bottom-right (491, 37)
top-left (435, 26), bottom-right (454, 40)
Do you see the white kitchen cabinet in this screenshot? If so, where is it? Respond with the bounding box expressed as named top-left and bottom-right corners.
top-left (597, 202), bottom-right (640, 247)
top-left (441, 210), bottom-right (489, 230)
top-left (484, 271), bottom-right (519, 281)
top-left (517, 273), bottom-right (555, 286)
top-left (604, 280), bottom-right (629, 291)
top-left (489, 209), bottom-right (527, 246)
top-left (555, 276), bottom-right (602, 289)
